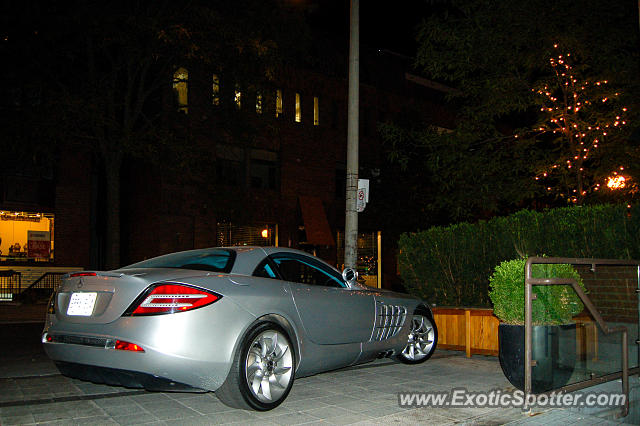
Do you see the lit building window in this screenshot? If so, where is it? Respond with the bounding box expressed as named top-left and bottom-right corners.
top-left (256, 91), bottom-right (263, 114)
top-left (172, 67), bottom-right (188, 114)
top-left (0, 211), bottom-right (54, 262)
top-left (314, 96), bottom-right (319, 126)
top-left (234, 84), bottom-right (242, 109)
top-left (276, 89), bottom-right (283, 117)
top-left (295, 93), bottom-right (302, 123)
top-left (212, 74), bottom-right (220, 105)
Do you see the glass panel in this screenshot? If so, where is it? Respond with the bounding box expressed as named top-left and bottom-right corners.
top-left (212, 74), bottom-right (220, 105)
top-left (528, 263), bottom-right (638, 394)
top-left (234, 84), bottom-right (241, 109)
top-left (125, 248), bottom-right (235, 273)
top-left (276, 89), bottom-right (283, 117)
top-left (313, 96), bottom-right (319, 126)
top-left (295, 93), bottom-right (301, 122)
top-left (254, 260), bottom-right (277, 279)
top-left (256, 91), bottom-right (263, 114)
top-left (272, 256), bottom-right (343, 287)
top-left (172, 67), bottom-right (188, 114)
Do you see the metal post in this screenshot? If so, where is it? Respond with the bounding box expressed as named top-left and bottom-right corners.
top-left (524, 258), bottom-right (533, 412)
top-left (344, 0), bottom-right (359, 269)
top-left (622, 329), bottom-right (629, 417)
top-left (377, 231), bottom-right (382, 289)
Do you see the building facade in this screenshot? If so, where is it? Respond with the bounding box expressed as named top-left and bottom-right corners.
top-left (0, 50), bottom-right (454, 290)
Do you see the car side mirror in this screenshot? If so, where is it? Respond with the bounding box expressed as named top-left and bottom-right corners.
top-left (342, 267), bottom-right (358, 286)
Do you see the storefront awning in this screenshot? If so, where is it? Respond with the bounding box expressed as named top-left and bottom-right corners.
top-left (299, 196), bottom-right (335, 246)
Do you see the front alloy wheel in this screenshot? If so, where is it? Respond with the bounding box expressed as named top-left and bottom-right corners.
top-left (396, 313), bottom-right (437, 364)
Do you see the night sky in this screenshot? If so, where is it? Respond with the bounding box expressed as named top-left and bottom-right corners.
top-left (307, 0), bottom-right (431, 56)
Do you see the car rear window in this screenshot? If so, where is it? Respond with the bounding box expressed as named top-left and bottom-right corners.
top-left (125, 249), bottom-right (235, 273)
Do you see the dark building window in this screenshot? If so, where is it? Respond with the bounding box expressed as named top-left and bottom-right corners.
top-left (216, 145), bottom-right (244, 186)
top-left (330, 100), bottom-right (338, 129)
top-left (250, 149), bottom-right (279, 190)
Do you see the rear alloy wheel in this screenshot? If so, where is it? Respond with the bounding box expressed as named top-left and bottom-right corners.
top-left (395, 312), bottom-right (437, 364)
top-left (216, 322), bottom-right (295, 410)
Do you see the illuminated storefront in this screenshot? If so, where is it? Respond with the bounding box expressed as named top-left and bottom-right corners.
top-left (0, 211), bottom-right (54, 263)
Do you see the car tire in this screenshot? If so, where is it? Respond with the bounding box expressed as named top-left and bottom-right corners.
top-left (216, 322), bottom-right (296, 411)
top-left (394, 309), bottom-right (437, 364)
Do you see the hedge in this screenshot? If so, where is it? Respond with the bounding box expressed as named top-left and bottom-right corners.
top-left (398, 204), bottom-right (640, 307)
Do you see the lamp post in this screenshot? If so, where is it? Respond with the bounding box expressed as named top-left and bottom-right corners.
top-left (345, 0), bottom-right (359, 269)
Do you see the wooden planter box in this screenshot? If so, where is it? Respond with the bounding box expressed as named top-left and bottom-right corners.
top-left (432, 307), bottom-right (599, 360)
top-left (432, 307), bottom-right (499, 357)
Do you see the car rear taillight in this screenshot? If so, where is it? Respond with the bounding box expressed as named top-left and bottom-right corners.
top-left (115, 340), bottom-right (144, 352)
top-left (125, 283), bottom-right (221, 316)
top-left (70, 272), bottom-right (97, 277)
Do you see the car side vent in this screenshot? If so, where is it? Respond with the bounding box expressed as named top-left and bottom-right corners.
top-left (373, 303), bottom-right (407, 341)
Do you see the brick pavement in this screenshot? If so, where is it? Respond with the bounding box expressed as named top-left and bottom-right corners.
top-left (1, 346), bottom-right (637, 425)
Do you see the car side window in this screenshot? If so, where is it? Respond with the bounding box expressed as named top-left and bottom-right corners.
top-left (253, 259), bottom-right (279, 279)
top-left (271, 254), bottom-right (344, 288)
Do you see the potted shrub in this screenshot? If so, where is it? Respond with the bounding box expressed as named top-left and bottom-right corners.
top-left (489, 258), bottom-right (585, 393)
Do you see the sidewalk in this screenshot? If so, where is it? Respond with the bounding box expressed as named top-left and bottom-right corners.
top-left (1, 344), bottom-right (637, 425)
top-left (0, 302), bottom-right (48, 324)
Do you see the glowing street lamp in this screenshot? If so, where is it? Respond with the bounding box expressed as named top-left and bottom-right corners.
top-left (606, 174), bottom-right (627, 190)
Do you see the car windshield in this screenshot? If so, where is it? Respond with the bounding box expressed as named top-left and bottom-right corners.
top-left (124, 248), bottom-right (235, 273)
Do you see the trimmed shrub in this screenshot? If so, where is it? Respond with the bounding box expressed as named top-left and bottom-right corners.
top-left (398, 204), bottom-right (640, 307)
top-left (488, 259), bottom-right (585, 325)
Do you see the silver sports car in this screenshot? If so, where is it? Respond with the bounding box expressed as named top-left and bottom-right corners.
top-left (42, 247), bottom-right (437, 410)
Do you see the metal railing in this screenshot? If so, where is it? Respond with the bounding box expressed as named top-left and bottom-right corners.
top-left (19, 272), bottom-right (66, 303)
top-left (0, 270), bottom-right (22, 301)
top-left (525, 257), bottom-right (640, 418)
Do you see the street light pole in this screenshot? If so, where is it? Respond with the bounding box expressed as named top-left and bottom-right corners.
top-left (345, 0), bottom-right (359, 269)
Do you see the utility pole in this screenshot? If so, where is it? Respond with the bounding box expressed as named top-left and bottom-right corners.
top-left (345, 0), bottom-right (359, 269)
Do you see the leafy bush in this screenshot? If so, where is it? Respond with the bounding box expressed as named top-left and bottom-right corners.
top-left (398, 203), bottom-right (640, 307)
top-left (488, 259), bottom-right (585, 325)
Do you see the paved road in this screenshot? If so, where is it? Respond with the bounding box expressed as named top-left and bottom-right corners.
top-left (0, 322), bottom-right (636, 425)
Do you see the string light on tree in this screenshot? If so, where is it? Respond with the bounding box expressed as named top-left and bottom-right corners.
top-left (520, 43), bottom-right (630, 204)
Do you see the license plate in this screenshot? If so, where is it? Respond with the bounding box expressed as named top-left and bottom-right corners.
top-left (67, 292), bottom-right (98, 316)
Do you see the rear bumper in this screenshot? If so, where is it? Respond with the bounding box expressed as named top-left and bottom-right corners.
top-left (42, 297), bottom-right (256, 391)
top-left (55, 361), bottom-right (205, 392)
